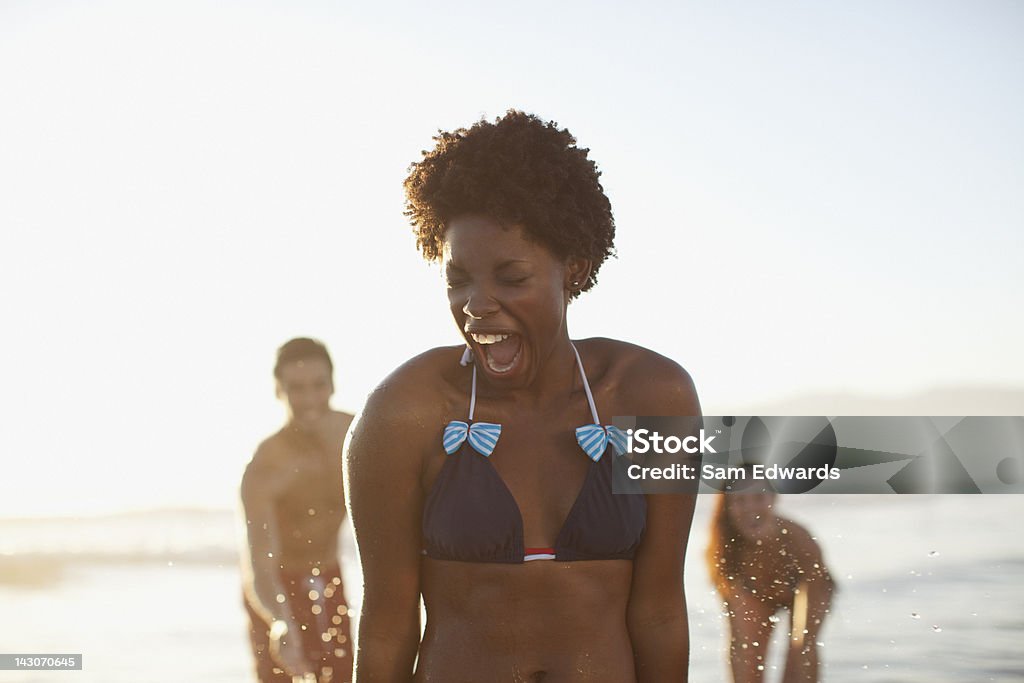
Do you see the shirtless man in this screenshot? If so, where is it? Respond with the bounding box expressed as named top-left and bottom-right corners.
top-left (241, 338), bottom-right (353, 683)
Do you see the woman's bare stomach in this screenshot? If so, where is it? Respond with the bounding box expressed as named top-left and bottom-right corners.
top-left (415, 558), bottom-right (636, 682)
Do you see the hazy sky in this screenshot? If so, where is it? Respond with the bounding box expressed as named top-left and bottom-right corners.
top-left (1, 0), bottom-right (1021, 516)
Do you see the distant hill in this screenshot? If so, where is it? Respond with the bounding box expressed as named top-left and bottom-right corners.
top-left (712, 385), bottom-right (1024, 416)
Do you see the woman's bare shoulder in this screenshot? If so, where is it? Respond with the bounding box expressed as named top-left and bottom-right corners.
top-left (348, 346), bottom-right (467, 452)
top-left (579, 337), bottom-right (700, 416)
top-left (778, 517), bottom-right (832, 578)
top-left (366, 344), bottom-right (466, 403)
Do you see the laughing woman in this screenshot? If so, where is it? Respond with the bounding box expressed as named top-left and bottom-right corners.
top-left (344, 111), bottom-right (701, 682)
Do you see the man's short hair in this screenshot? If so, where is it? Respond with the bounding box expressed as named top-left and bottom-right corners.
top-left (274, 337), bottom-right (333, 380)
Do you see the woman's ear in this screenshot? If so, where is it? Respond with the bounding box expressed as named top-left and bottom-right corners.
top-left (565, 257), bottom-right (593, 293)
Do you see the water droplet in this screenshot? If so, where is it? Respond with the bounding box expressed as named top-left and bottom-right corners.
top-left (267, 552), bottom-right (273, 558)
top-left (910, 613), bottom-right (921, 619)
top-left (928, 551), bottom-right (939, 557)
top-left (769, 615), bottom-right (781, 623)
top-left (308, 590), bottom-right (320, 601)
top-left (276, 594), bottom-right (286, 604)
top-left (308, 508), bottom-right (316, 516)
top-left (932, 625), bottom-right (942, 633)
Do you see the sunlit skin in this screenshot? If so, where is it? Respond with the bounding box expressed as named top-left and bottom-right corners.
top-left (345, 216), bottom-right (702, 682)
top-left (241, 357), bottom-right (354, 681)
top-left (444, 214), bottom-right (579, 393)
top-left (710, 492), bottom-right (834, 683)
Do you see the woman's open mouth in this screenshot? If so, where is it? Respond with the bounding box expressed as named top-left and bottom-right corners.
top-left (470, 332), bottom-right (523, 374)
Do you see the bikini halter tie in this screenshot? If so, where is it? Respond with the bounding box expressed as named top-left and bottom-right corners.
top-left (442, 343), bottom-right (627, 461)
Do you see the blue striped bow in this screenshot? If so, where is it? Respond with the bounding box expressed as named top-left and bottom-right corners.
top-left (442, 420), bottom-right (502, 457)
top-left (574, 424), bottom-right (629, 462)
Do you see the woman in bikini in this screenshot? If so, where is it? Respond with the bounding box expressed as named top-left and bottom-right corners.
top-left (708, 480), bottom-right (834, 682)
top-left (345, 110), bottom-right (701, 681)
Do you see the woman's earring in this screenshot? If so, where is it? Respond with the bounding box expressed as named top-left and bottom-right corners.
top-left (571, 280), bottom-right (580, 288)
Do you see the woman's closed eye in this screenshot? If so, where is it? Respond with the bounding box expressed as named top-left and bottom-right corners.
top-left (500, 275), bottom-right (530, 286)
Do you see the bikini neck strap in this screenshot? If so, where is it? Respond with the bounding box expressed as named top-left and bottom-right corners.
top-left (466, 343), bottom-right (600, 424)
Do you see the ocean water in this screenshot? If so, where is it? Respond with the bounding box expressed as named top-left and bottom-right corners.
top-left (1, 497), bottom-right (1022, 682)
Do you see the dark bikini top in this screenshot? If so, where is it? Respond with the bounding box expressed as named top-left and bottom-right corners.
top-left (422, 344), bottom-right (647, 563)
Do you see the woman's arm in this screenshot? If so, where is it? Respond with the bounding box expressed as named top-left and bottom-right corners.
top-left (722, 587), bottom-right (776, 683)
top-left (782, 528), bottom-right (834, 683)
top-left (624, 355), bottom-right (701, 682)
top-left (628, 489), bottom-right (697, 682)
top-left (344, 374), bottom-right (434, 682)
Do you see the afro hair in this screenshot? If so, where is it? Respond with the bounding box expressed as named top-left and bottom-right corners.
top-left (403, 110), bottom-right (615, 296)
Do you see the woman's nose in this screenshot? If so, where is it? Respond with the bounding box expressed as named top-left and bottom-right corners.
top-left (462, 290), bottom-right (499, 319)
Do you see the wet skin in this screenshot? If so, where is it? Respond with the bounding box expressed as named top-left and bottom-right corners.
top-left (245, 359), bottom-right (350, 573)
top-left (714, 494), bottom-right (834, 683)
top-left (242, 358), bottom-right (353, 678)
top-left (346, 217), bottom-right (702, 682)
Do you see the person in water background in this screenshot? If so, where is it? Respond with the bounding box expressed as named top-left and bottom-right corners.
top-left (345, 110), bottom-right (702, 681)
top-left (241, 338), bottom-right (354, 683)
top-left (707, 476), bottom-right (835, 683)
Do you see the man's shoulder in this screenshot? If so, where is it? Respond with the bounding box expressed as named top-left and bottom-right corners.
top-left (326, 410), bottom-right (355, 442)
top-left (329, 409), bottom-right (355, 426)
top-left (244, 433), bottom-right (291, 483)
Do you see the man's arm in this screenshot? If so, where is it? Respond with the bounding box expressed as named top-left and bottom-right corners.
top-left (240, 451), bottom-right (313, 676)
